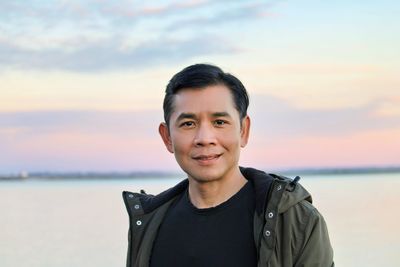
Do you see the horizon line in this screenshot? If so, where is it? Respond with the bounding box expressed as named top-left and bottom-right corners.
top-left (1, 165), bottom-right (400, 179)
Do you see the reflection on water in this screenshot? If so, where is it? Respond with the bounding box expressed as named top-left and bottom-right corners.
top-left (1, 173), bottom-right (399, 267)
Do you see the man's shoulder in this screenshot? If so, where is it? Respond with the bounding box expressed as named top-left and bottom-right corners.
top-left (275, 177), bottom-right (329, 242)
top-left (273, 174), bottom-right (313, 213)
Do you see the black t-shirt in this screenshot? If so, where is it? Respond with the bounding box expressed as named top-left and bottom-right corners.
top-left (150, 181), bottom-right (257, 267)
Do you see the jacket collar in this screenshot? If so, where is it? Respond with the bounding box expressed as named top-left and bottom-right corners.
top-left (240, 167), bottom-right (274, 215)
top-left (138, 167), bottom-right (275, 216)
top-left (139, 179), bottom-right (188, 214)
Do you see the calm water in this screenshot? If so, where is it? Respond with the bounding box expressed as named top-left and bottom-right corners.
top-left (1, 173), bottom-right (399, 267)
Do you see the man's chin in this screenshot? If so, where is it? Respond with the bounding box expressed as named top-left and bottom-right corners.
top-left (186, 169), bottom-right (224, 184)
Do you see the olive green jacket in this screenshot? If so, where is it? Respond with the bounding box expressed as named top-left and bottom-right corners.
top-left (123, 167), bottom-right (334, 267)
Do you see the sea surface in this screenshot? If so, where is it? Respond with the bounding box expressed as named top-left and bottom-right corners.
top-left (1, 173), bottom-right (399, 267)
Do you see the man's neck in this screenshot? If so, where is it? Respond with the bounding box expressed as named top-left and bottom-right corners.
top-left (187, 168), bottom-right (248, 209)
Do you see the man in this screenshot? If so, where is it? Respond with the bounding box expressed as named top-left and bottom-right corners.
top-left (123, 64), bottom-right (334, 267)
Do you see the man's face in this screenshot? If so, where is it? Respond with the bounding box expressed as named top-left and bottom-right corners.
top-left (159, 84), bottom-right (250, 183)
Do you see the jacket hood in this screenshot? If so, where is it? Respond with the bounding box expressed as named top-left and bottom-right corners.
top-left (241, 167), bottom-right (312, 214)
top-left (277, 178), bottom-right (312, 213)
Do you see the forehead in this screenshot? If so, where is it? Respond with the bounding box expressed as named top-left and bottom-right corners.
top-left (172, 84), bottom-right (237, 114)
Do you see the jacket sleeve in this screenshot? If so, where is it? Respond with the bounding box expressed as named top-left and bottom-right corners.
top-left (294, 203), bottom-right (334, 267)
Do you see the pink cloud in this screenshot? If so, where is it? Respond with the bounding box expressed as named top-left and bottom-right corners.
top-left (6, 130), bottom-right (176, 172)
top-left (242, 128), bottom-right (400, 170)
top-left (4, 126), bottom-right (399, 173)
top-left (1, 103), bottom-right (399, 172)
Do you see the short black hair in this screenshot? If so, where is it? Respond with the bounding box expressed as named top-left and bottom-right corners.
top-left (163, 63), bottom-right (249, 126)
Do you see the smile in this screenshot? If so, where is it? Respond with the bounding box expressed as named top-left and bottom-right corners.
top-left (192, 154), bottom-right (222, 165)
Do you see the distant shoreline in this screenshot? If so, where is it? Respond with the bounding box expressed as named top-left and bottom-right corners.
top-left (0, 171), bottom-right (179, 181)
top-left (280, 166), bottom-right (400, 176)
top-left (1, 166), bottom-right (400, 181)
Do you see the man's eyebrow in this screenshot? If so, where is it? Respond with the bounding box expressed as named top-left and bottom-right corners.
top-left (211, 112), bottom-right (231, 118)
top-left (176, 113), bottom-right (196, 122)
top-left (175, 112), bottom-right (232, 122)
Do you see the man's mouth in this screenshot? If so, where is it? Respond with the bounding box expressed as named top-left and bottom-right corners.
top-left (192, 154), bottom-right (222, 164)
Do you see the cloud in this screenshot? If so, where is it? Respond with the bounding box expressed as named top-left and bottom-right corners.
top-left (1, 94), bottom-right (399, 172)
top-left (249, 94), bottom-right (400, 137)
top-left (0, 35), bottom-right (238, 71)
top-left (1, 94), bottom-right (398, 139)
top-left (0, 0), bottom-right (278, 71)
top-left (0, 0), bottom-right (212, 34)
top-left (98, 0), bottom-right (211, 18)
top-left (165, 1), bottom-right (278, 31)
top-left (0, 110), bottom-right (163, 137)
top-left (0, 109), bottom-right (171, 172)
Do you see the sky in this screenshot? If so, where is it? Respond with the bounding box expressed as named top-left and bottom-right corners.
top-left (0, 0), bottom-right (399, 173)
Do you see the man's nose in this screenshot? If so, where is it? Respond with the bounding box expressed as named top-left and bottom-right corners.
top-left (194, 123), bottom-right (217, 146)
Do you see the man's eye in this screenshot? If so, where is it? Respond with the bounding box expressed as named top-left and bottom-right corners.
top-left (214, 120), bottom-right (226, 126)
top-left (180, 121), bottom-right (195, 127)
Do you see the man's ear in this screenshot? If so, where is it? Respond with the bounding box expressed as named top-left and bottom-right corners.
top-left (159, 122), bottom-right (174, 153)
top-left (240, 115), bottom-right (250, 148)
